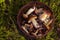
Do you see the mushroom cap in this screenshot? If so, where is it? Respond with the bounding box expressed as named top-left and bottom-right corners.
top-left (40, 13), bottom-right (48, 21)
top-left (28, 15), bottom-right (37, 23)
top-left (35, 8), bottom-right (43, 14)
top-left (40, 11), bottom-right (51, 21)
top-left (23, 14), bottom-right (28, 18)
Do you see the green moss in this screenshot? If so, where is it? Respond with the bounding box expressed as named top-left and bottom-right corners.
top-left (0, 0), bottom-right (5, 3)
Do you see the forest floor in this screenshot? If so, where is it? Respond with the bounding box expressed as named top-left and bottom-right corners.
top-left (0, 0), bottom-right (60, 40)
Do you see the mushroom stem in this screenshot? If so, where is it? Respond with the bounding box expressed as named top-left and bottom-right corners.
top-left (32, 27), bottom-right (43, 36)
top-left (23, 7), bottom-right (35, 18)
top-left (22, 27), bottom-right (29, 33)
top-left (43, 19), bottom-right (53, 30)
top-left (47, 19), bottom-right (53, 26)
top-left (29, 19), bottom-right (40, 29)
top-left (32, 29), bottom-right (39, 36)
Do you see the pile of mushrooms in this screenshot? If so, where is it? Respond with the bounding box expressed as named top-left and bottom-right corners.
top-left (22, 6), bottom-right (53, 37)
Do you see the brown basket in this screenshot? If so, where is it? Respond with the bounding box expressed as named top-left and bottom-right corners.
top-left (17, 1), bottom-right (54, 39)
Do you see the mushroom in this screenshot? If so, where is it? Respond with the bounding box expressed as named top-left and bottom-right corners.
top-left (43, 19), bottom-right (53, 30)
top-left (25, 24), bottom-right (33, 32)
top-left (35, 8), bottom-right (43, 14)
top-left (23, 6), bottom-right (35, 18)
top-left (47, 19), bottom-right (53, 26)
top-left (32, 28), bottom-right (43, 36)
top-left (25, 24), bottom-right (30, 27)
top-left (22, 26), bottom-right (29, 33)
top-left (28, 15), bottom-right (40, 29)
top-left (32, 29), bottom-right (39, 36)
top-left (22, 24), bottom-right (30, 33)
top-left (39, 11), bottom-right (51, 24)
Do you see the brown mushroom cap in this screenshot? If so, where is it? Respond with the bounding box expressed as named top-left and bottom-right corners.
top-left (39, 11), bottom-right (51, 22)
top-left (28, 15), bottom-right (37, 23)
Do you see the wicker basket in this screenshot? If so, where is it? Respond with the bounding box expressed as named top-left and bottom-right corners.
top-left (17, 1), bottom-right (54, 39)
